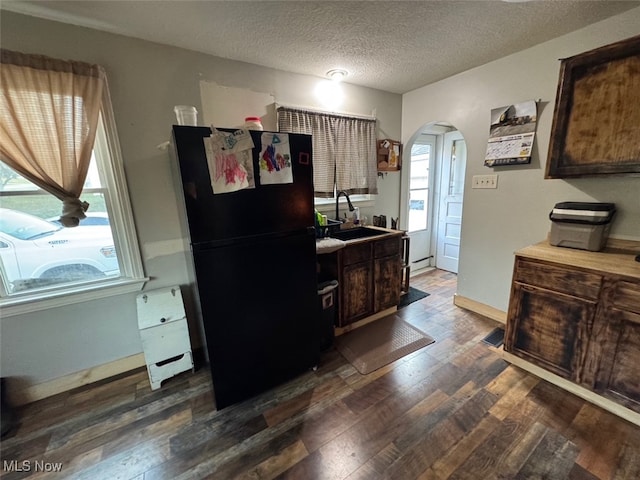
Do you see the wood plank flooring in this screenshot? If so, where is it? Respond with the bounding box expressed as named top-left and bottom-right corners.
top-left (2, 269), bottom-right (639, 479)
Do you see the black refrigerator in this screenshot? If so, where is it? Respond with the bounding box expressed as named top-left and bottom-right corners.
top-left (171, 125), bottom-right (320, 409)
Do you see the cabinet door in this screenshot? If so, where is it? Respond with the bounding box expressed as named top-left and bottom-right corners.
top-left (341, 261), bottom-right (373, 325)
top-left (596, 308), bottom-right (640, 413)
top-left (505, 283), bottom-right (596, 380)
top-left (374, 255), bottom-right (401, 311)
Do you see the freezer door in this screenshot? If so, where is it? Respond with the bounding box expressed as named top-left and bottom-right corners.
top-left (193, 230), bottom-right (320, 409)
top-left (172, 126), bottom-right (315, 243)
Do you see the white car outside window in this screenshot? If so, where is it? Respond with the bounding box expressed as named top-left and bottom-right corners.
top-left (0, 208), bottom-right (120, 293)
top-left (0, 76), bottom-right (146, 316)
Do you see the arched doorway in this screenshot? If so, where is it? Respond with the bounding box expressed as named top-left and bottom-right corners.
top-left (400, 122), bottom-right (466, 274)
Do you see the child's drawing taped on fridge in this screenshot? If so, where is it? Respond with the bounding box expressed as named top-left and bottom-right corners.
top-left (204, 128), bottom-right (256, 194)
top-left (259, 133), bottom-right (293, 185)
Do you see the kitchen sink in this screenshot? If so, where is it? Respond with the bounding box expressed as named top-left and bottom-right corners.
top-left (329, 227), bottom-right (388, 241)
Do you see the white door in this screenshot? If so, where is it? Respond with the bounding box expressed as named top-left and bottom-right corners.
top-left (407, 136), bottom-right (436, 272)
top-left (436, 131), bottom-right (466, 273)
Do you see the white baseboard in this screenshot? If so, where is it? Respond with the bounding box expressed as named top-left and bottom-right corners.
top-left (410, 266), bottom-right (435, 277)
top-left (453, 294), bottom-right (507, 324)
top-left (8, 352), bottom-right (146, 406)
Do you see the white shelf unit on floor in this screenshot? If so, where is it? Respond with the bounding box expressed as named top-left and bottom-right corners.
top-left (136, 286), bottom-right (194, 390)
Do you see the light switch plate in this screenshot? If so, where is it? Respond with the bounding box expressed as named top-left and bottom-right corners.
top-left (472, 174), bottom-right (498, 189)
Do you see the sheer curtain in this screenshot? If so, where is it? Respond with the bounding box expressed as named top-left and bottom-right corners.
top-left (277, 106), bottom-right (377, 198)
top-left (0, 50), bottom-right (105, 226)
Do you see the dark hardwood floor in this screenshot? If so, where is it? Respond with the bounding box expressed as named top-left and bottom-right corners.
top-left (2, 269), bottom-right (639, 479)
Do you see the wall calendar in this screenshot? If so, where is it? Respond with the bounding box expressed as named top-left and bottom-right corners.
top-left (484, 100), bottom-right (538, 167)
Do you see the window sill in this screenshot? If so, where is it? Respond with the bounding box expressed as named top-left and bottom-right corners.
top-left (1, 277), bottom-right (149, 317)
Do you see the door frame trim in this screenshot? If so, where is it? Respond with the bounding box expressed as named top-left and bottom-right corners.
top-left (401, 122), bottom-right (457, 272)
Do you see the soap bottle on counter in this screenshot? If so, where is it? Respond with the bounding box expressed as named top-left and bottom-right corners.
top-left (353, 207), bottom-right (360, 225)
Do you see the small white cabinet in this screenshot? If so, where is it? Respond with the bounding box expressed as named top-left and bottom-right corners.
top-left (136, 286), bottom-right (194, 390)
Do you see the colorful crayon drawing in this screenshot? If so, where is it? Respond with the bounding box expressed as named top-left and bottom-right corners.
top-left (259, 133), bottom-right (293, 185)
top-left (260, 144), bottom-right (291, 172)
top-left (204, 130), bottom-right (256, 194)
top-left (212, 151), bottom-right (250, 192)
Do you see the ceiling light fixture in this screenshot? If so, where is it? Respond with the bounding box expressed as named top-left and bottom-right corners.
top-left (326, 69), bottom-right (348, 81)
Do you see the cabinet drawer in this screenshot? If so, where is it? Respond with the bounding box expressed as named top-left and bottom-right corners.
top-left (374, 236), bottom-right (400, 258)
top-left (514, 258), bottom-right (602, 300)
top-left (612, 281), bottom-right (640, 314)
top-left (342, 243), bottom-right (372, 265)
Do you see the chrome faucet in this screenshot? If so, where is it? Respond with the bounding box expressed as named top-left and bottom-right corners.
top-left (335, 190), bottom-right (355, 221)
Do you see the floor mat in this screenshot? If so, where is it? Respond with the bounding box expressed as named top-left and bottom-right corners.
top-left (398, 286), bottom-right (430, 309)
top-left (334, 314), bottom-right (435, 375)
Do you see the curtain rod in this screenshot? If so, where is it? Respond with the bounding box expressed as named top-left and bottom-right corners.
top-left (275, 102), bottom-right (377, 121)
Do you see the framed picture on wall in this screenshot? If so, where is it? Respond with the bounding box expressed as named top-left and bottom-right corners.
top-left (545, 34), bottom-right (640, 178)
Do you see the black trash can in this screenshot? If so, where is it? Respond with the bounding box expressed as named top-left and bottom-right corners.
top-left (318, 280), bottom-right (338, 351)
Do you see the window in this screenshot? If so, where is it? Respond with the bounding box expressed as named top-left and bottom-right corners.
top-left (0, 53), bottom-right (146, 316)
top-left (408, 141), bottom-right (433, 232)
top-left (277, 106), bottom-right (378, 199)
top-left (448, 139), bottom-right (466, 196)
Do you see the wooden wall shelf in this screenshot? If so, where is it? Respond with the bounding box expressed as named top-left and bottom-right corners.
top-left (377, 139), bottom-right (402, 172)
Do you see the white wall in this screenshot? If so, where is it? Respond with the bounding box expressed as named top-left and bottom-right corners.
top-left (402, 7), bottom-right (640, 312)
top-left (0, 11), bottom-right (401, 388)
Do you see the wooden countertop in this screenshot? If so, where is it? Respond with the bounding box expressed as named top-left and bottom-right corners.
top-left (338, 226), bottom-right (404, 245)
top-left (516, 238), bottom-right (640, 280)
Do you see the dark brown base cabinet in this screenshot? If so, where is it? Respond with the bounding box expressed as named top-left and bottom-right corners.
top-left (505, 241), bottom-right (640, 414)
top-left (318, 233), bottom-right (402, 328)
top-left (340, 235), bottom-right (402, 326)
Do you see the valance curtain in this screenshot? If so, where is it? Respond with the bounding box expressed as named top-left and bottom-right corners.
top-left (277, 106), bottom-right (378, 198)
top-left (0, 49), bottom-right (106, 226)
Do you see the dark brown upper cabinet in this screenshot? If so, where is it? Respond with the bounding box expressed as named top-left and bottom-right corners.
top-left (545, 35), bottom-right (640, 178)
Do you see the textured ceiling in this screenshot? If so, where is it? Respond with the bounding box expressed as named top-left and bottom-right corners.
top-left (3, 0), bottom-right (639, 94)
